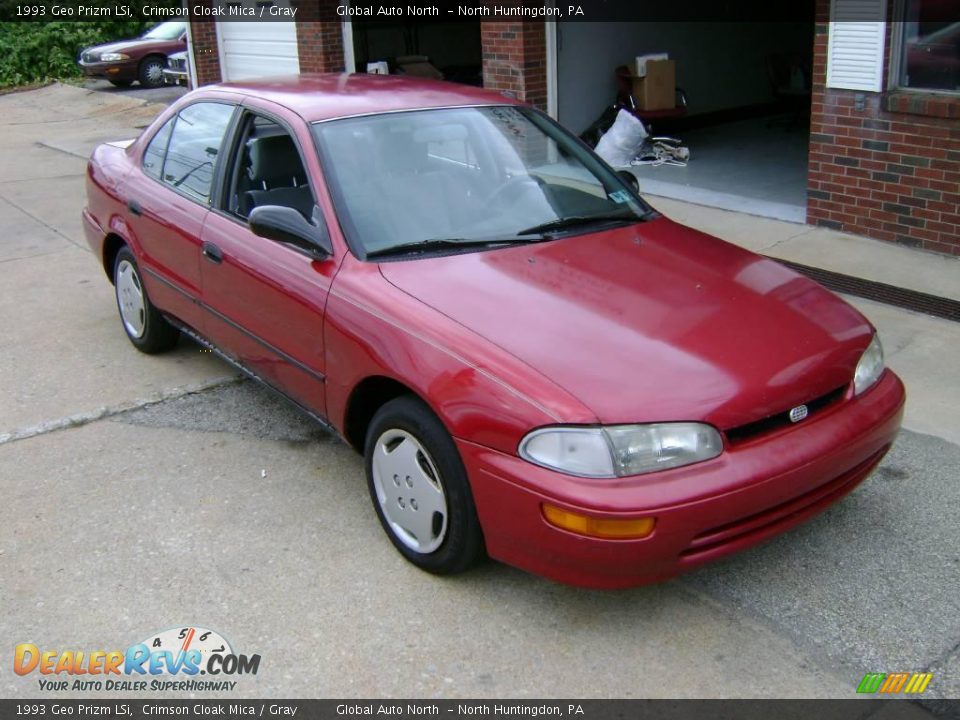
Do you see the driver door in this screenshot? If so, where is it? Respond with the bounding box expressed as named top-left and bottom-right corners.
top-left (199, 109), bottom-right (337, 416)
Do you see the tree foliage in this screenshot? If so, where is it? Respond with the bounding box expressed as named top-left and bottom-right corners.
top-left (0, 21), bottom-right (156, 86)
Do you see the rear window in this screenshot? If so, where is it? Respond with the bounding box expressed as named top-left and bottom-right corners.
top-left (144, 102), bottom-right (235, 204)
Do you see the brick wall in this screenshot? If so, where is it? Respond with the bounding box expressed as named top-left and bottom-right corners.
top-left (481, 22), bottom-right (548, 111)
top-left (189, 18), bottom-right (221, 86)
top-left (295, 22), bottom-right (345, 74)
top-left (296, 0), bottom-right (345, 73)
top-left (807, 0), bottom-right (960, 256)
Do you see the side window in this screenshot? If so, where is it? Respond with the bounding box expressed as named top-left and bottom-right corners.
top-left (227, 115), bottom-right (316, 221)
top-left (143, 117), bottom-right (174, 181)
top-left (160, 102), bottom-right (235, 204)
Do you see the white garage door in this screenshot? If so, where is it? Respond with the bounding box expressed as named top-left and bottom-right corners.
top-left (217, 16), bottom-right (299, 81)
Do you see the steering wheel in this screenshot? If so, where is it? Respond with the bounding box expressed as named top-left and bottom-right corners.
top-left (483, 174), bottom-right (545, 207)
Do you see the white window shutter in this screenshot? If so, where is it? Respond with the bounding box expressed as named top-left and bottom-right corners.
top-left (826, 0), bottom-right (887, 92)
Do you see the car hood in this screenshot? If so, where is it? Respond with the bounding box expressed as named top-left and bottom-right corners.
top-left (85, 39), bottom-right (154, 55)
top-left (378, 217), bottom-right (874, 430)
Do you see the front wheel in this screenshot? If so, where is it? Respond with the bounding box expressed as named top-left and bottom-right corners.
top-left (113, 247), bottom-right (179, 354)
top-left (138, 57), bottom-right (165, 88)
top-left (365, 396), bottom-right (484, 575)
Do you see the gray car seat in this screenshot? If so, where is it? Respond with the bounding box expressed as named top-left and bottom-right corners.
top-left (243, 134), bottom-right (315, 219)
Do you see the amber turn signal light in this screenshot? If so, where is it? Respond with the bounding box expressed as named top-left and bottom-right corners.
top-left (542, 504), bottom-right (656, 540)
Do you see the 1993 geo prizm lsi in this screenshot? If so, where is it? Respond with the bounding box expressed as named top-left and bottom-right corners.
top-left (83, 75), bottom-right (905, 589)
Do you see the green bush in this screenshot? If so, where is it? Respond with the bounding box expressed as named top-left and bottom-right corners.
top-left (0, 21), bottom-right (157, 87)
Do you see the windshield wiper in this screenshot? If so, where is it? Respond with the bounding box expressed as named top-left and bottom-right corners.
top-left (516, 212), bottom-right (643, 237)
top-left (366, 237), bottom-right (530, 259)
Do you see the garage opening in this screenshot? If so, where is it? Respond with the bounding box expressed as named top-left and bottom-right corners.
top-left (350, 20), bottom-right (483, 86)
top-left (558, 19), bottom-right (816, 222)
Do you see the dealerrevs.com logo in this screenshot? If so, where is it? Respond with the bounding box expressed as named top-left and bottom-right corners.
top-left (14, 626), bottom-right (261, 692)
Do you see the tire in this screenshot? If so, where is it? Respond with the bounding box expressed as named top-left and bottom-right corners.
top-left (108, 79), bottom-right (133, 88)
top-left (138, 56), bottom-right (165, 88)
top-left (365, 396), bottom-right (484, 575)
top-left (113, 247), bottom-right (179, 354)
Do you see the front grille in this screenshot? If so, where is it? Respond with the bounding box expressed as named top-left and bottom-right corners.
top-left (681, 446), bottom-right (888, 561)
top-left (169, 58), bottom-right (186, 71)
top-left (725, 384), bottom-right (847, 444)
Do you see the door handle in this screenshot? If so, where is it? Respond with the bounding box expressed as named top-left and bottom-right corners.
top-left (127, 199), bottom-right (142, 216)
top-left (202, 241), bottom-right (223, 264)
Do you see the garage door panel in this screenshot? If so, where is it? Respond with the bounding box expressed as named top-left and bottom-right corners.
top-left (218, 21), bottom-right (299, 81)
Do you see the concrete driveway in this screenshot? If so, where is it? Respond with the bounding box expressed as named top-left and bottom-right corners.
top-left (82, 77), bottom-right (189, 107)
top-left (1, 84), bottom-right (958, 703)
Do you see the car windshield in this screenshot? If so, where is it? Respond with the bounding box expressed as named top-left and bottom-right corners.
top-left (312, 106), bottom-right (652, 258)
top-left (143, 21), bottom-right (185, 41)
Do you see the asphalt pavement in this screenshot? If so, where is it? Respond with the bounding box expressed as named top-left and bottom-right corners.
top-left (1, 83), bottom-right (958, 703)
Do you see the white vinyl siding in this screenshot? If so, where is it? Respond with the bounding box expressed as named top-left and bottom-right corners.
top-left (826, 0), bottom-right (887, 92)
top-left (217, 11), bottom-right (299, 82)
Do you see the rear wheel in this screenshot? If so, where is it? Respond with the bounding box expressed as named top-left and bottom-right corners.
top-left (113, 247), bottom-right (179, 354)
top-left (138, 57), bottom-right (165, 88)
top-left (365, 396), bottom-right (484, 575)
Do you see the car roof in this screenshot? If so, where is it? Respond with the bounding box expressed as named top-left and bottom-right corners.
top-left (207, 73), bottom-right (522, 122)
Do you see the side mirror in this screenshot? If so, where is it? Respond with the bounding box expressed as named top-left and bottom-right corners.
top-left (248, 205), bottom-right (332, 258)
top-left (617, 170), bottom-right (640, 194)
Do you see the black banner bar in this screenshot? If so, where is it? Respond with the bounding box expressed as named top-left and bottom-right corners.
top-left (1, 700), bottom-right (957, 720)
top-left (2, 0), bottom-right (944, 24)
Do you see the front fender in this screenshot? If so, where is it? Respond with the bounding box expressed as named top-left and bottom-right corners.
top-left (324, 256), bottom-right (597, 455)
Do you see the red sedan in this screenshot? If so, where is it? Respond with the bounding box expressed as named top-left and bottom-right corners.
top-left (83, 75), bottom-right (904, 589)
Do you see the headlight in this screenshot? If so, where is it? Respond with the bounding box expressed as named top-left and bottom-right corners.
top-left (519, 423), bottom-right (723, 478)
top-left (99, 53), bottom-right (129, 62)
top-left (854, 334), bottom-right (884, 395)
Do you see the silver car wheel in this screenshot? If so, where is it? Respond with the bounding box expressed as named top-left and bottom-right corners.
top-left (145, 62), bottom-right (163, 84)
top-left (116, 259), bottom-right (146, 338)
top-left (371, 428), bottom-right (448, 554)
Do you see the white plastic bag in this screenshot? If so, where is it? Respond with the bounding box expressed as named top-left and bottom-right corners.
top-left (594, 109), bottom-right (648, 168)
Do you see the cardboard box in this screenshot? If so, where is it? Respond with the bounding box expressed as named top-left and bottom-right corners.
top-left (626, 59), bottom-right (676, 111)
top-left (634, 53), bottom-right (668, 77)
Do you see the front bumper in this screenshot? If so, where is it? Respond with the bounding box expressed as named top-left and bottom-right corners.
top-left (163, 69), bottom-right (188, 86)
top-left (78, 60), bottom-right (137, 81)
top-left (460, 370), bottom-right (905, 589)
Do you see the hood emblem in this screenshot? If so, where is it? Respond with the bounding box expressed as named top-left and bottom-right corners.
top-left (789, 405), bottom-right (809, 423)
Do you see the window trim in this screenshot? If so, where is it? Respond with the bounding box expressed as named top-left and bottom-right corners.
top-left (139, 100), bottom-right (240, 208)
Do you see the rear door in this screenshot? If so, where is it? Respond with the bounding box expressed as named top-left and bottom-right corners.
top-left (125, 100), bottom-right (236, 331)
top-left (198, 106), bottom-right (337, 416)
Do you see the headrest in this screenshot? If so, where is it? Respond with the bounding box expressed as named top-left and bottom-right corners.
top-left (248, 134), bottom-right (302, 184)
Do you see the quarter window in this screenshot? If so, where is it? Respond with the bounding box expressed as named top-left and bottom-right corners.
top-left (143, 117), bottom-right (174, 181)
top-left (150, 102), bottom-right (235, 203)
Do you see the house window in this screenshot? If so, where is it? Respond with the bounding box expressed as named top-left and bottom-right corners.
top-left (897, 0), bottom-right (960, 92)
